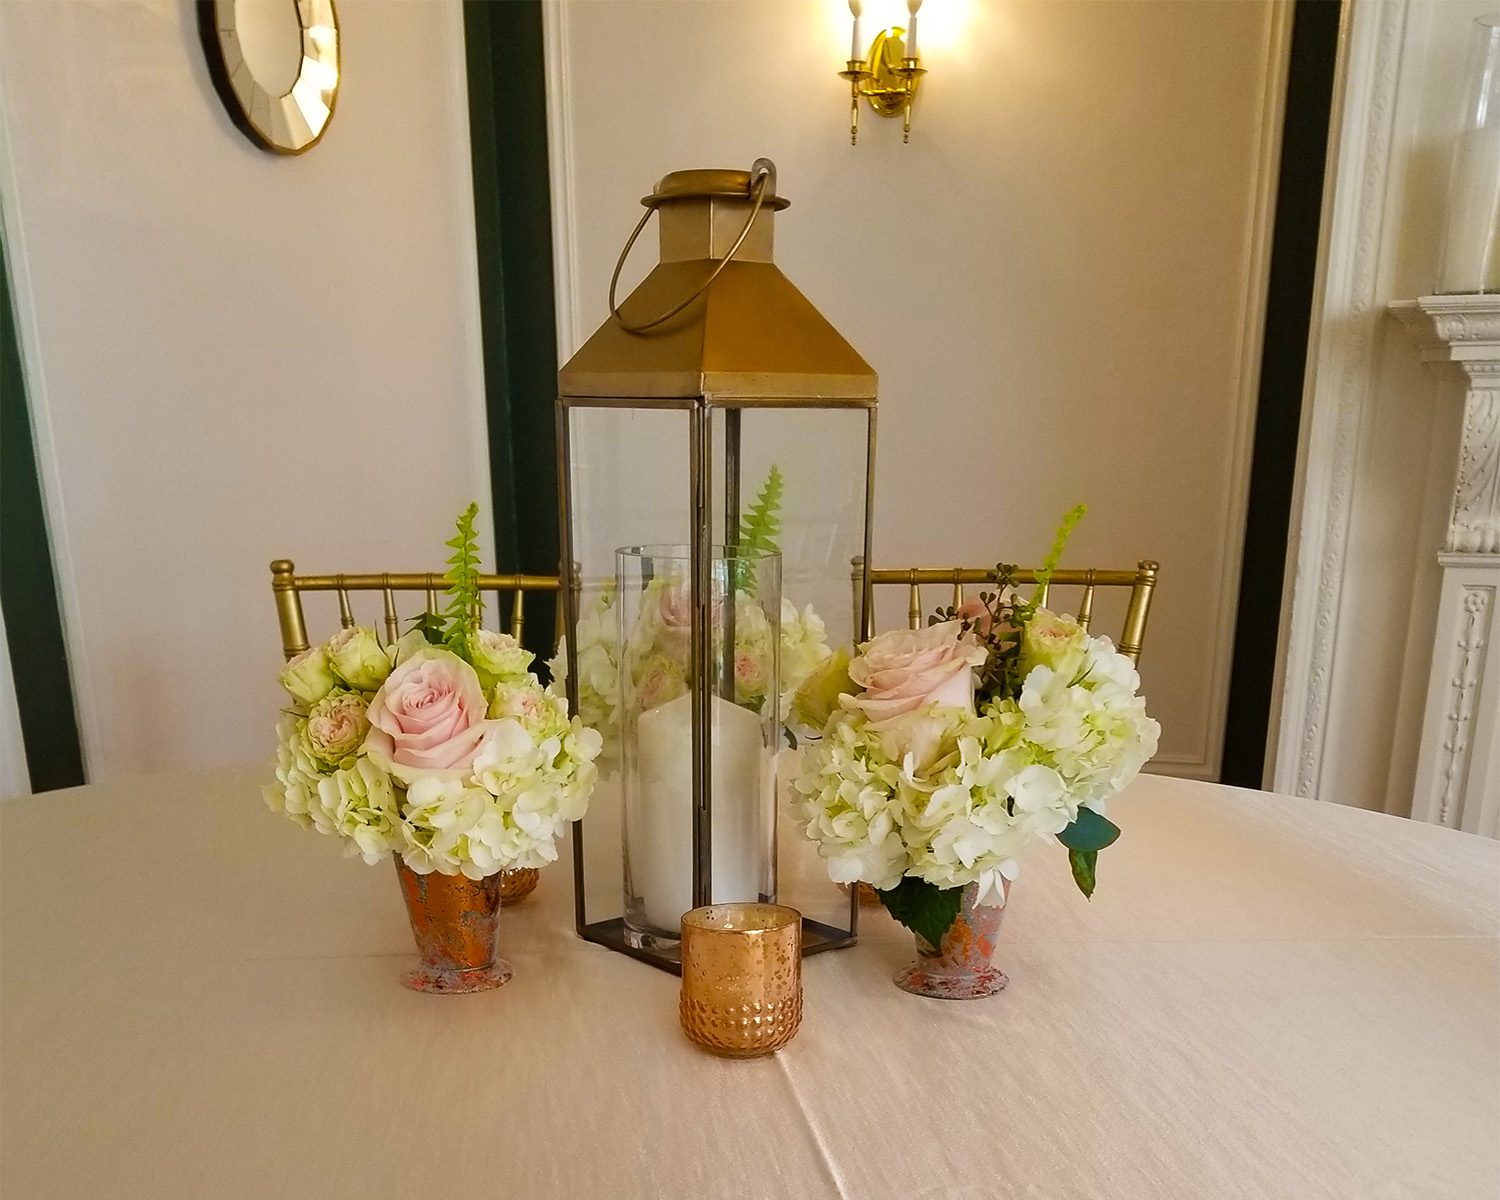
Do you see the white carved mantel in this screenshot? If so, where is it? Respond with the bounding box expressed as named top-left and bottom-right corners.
top-left (1391, 295), bottom-right (1500, 837)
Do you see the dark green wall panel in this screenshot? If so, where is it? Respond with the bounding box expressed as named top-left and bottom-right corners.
top-left (464, 0), bottom-right (561, 666)
top-left (1, 235), bottom-right (85, 792)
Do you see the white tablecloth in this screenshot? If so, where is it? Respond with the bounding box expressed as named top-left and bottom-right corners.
top-left (2, 769), bottom-right (1496, 1199)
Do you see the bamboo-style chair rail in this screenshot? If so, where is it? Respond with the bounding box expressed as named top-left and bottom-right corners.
top-left (269, 560), bottom-right (573, 660)
top-left (851, 556), bottom-right (1160, 664)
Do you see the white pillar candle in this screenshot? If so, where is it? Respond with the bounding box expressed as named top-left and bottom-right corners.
top-left (631, 693), bottom-right (770, 933)
top-left (1439, 124), bottom-right (1500, 294)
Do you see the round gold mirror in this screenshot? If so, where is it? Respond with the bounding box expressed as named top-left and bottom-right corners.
top-left (198, 0), bottom-right (340, 155)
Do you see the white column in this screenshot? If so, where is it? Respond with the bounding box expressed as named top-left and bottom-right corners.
top-left (1392, 295), bottom-right (1500, 836)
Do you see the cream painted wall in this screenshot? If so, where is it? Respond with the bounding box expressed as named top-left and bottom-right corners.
top-left (1274, 0), bottom-right (1494, 813)
top-left (545, 0), bottom-right (1288, 779)
top-left (0, 0), bottom-right (489, 779)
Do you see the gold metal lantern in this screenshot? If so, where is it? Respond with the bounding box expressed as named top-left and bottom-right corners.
top-left (557, 159), bottom-right (878, 972)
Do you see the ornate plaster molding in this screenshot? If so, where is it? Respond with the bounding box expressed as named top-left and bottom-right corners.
top-left (1392, 296), bottom-right (1500, 554)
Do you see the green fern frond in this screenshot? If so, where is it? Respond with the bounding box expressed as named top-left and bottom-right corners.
top-left (739, 464), bottom-right (783, 555)
top-left (734, 465), bottom-right (784, 592)
top-left (441, 502), bottom-right (483, 658)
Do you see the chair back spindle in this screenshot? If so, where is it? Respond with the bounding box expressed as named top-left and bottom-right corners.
top-left (1076, 571), bottom-right (1096, 632)
top-left (268, 562), bottom-right (564, 663)
top-left (335, 577), bottom-right (355, 630)
top-left (510, 588), bottom-right (526, 642)
top-left (850, 556), bottom-right (1160, 665)
top-left (381, 578), bottom-right (400, 644)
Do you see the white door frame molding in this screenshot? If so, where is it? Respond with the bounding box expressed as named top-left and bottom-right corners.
top-left (1272, 0), bottom-right (1410, 799)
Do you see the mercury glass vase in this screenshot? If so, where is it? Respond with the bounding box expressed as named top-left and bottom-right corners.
top-left (500, 868), bottom-right (539, 907)
top-left (893, 881), bottom-right (1009, 1000)
top-left (679, 903), bottom-right (802, 1057)
top-left (394, 858), bottom-right (512, 994)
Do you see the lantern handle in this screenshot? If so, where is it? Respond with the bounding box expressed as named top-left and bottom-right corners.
top-left (607, 159), bottom-right (776, 335)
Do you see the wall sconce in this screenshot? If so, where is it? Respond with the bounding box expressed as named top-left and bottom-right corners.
top-left (838, 0), bottom-right (925, 145)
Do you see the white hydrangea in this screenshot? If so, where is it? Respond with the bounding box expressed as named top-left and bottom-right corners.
top-left (791, 614), bottom-right (1160, 906)
top-left (265, 713), bottom-right (321, 830)
top-left (265, 714), bottom-right (402, 863)
top-left (789, 713), bottom-right (910, 890)
top-left (779, 599), bottom-right (832, 722)
top-left (986, 634), bottom-right (1160, 815)
top-left (400, 698), bottom-right (603, 878)
top-left (548, 584), bottom-right (620, 748)
top-left (315, 757), bottom-right (403, 864)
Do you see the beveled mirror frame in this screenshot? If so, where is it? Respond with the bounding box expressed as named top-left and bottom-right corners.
top-left (197, 0), bottom-right (340, 155)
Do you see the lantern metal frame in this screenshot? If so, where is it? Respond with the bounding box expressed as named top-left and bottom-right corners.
top-left (556, 394), bottom-right (875, 973)
top-left (556, 160), bottom-right (878, 973)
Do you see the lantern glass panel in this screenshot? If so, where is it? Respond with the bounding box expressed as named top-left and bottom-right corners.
top-left (563, 404), bottom-right (691, 932)
top-left (714, 406), bottom-right (873, 939)
top-left (560, 397), bottom-right (871, 966)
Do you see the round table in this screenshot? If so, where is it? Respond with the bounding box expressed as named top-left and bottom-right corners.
top-left (2, 770), bottom-right (1496, 1199)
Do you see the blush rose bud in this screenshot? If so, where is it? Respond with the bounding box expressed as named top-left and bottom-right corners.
top-left (279, 645), bottom-right (338, 707)
top-left (327, 626), bottom-right (392, 692)
top-left (469, 629), bottom-right (535, 691)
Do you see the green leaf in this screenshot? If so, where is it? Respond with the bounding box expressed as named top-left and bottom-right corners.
top-left (734, 465), bottom-right (783, 592)
top-left (408, 610), bottom-right (446, 645)
top-left (1057, 807), bottom-right (1120, 853)
top-left (1068, 848), bottom-right (1098, 898)
top-left (739, 463), bottom-right (784, 556)
top-left (875, 877), bottom-right (964, 949)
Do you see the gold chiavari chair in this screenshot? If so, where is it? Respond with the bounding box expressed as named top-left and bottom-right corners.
top-left (268, 560), bottom-right (574, 661)
top-left (851, 556), bottom-right (1160, 664)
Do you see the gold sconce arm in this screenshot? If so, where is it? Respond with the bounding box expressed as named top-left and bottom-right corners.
top-left (836, 28), bottom-right (925, 145)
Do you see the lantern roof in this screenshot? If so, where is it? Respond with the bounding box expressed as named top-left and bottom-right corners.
top-left (559, 167), bottom-right (877, 406)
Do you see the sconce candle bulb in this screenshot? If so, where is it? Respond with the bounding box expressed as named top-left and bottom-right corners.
top-left (906, 0), bottom-right (921, 61)
top-left (849, 0), bottom-right (864, 64)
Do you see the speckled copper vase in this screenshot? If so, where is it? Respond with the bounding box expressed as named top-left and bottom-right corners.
top-left (499, 868), bottom-right (539, 907)
top-left (394, 859), bottom-right (512, 994)
top-left (894, 881), bottom-right (1009, 999)
top-left (679, 904), bottom-right (802, 1057)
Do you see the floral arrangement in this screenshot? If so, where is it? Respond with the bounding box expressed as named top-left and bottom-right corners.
top-left (266, 504), bottom-right (602, 878)
top-left (549, 466), bottom-right (832, 739)
top-left (789, 506), bottom-right (1159, 947)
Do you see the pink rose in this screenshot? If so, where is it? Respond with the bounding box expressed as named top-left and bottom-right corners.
top-left (654, 579), bottom-right (722, 649)
top-left (844, 621), bottom-right (986, 724)
top-left (635, 652), bottom-right (687, 711)
top-left (735, 650), bottom-right (768, 698)
top-left (363, 648), bottom-right (495, 782)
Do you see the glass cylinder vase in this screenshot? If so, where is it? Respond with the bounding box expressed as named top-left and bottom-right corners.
top-left (616, 545), bottom-right (781, 954)
top-left (1438, 15), bottom-right (1500, 294)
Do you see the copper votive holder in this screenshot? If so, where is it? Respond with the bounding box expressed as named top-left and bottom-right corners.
top-left (500, 868), bottom-right (539, 907)
top-left (679, 903), bottom-right (802, 1058)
